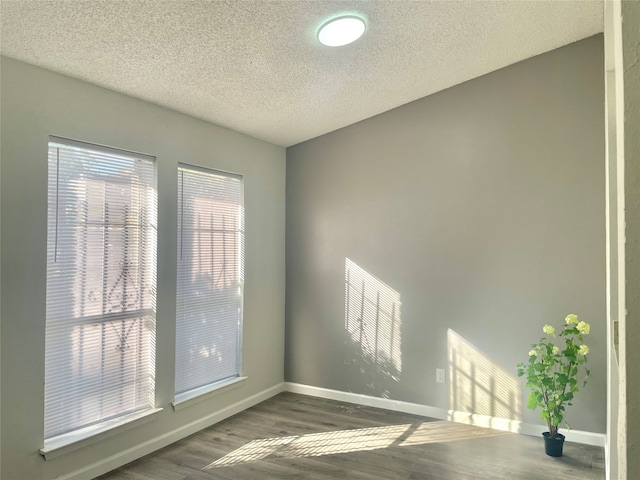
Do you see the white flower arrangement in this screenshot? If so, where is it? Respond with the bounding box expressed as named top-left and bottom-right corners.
top-left (517, 314), bottom-right (591, 439)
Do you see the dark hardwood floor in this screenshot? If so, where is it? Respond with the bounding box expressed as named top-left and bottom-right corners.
top-left (98, 392), bottom-right (605, 479)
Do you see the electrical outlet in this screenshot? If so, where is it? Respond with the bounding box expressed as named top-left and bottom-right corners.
top-left (436, 368), bottom-right (445, 384)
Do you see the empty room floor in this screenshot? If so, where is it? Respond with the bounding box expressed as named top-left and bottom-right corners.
top-left (98, 392), bottom-right (604, 480)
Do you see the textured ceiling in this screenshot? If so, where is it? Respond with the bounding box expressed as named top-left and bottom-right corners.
top-left (1, 0), bottom-right (603, 147)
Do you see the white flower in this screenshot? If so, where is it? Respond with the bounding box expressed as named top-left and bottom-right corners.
top-left (552, 345), bottom-right (560, 355)
top-left (529, 349), bottom-right (537, 357)
top-left (577, 321), bottom-right (591, 335)
top-left (543, 325), bottom-right (555, 336)
top-left (565, 314), bottom-right (578, 325)
top-left (578, 344), bottom-right (589, 356)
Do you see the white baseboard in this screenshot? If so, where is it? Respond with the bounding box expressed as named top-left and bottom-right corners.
top-left (285, 382), bottom-right (449, 419)
top-left (448, 409), bottom-right (605, 447)
top-left (60, 382), bottom-right (286, 480)
top-left (284, 382), bottom-right (605, 448)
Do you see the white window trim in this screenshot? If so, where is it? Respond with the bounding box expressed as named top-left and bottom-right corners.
top-left (172, 376), bottom-right (248, 411)
top-left (40, 407), bottom-right (163, 460)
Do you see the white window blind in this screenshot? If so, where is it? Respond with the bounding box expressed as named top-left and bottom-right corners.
top-left (45, 137), bottom-right (157, 440)
top-left (175, 165), bottom-right (244, 397)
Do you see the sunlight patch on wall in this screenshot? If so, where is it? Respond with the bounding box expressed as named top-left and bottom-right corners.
top-left (345, 258), bottom-right (402, 397)
top-left (448, 329), bottom-right (522, 425)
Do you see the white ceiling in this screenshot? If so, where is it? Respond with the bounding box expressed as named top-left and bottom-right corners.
top-left (0, 0), bottom-right (603, 147)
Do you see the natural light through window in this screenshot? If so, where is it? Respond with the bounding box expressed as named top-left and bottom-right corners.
top-left (448, 329), bottom-right (522, 427)
top-left (345, 258), bottom-right (401, 397)
top-left (206, 421), bottom-right (505, 469)
top-left (175, 165), bottom-right (244, 399)
top-left (44, 137), bottom-right (157, 441)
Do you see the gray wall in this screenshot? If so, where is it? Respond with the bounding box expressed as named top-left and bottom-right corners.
top-left (0, 57), bottom-right (286, 480)
top-left (285, 35), bottom-right (606, 435)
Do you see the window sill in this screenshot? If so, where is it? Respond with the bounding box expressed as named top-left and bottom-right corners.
top-left (172, 376), bottom-right (248, 411)
top-left (40, 407), bottom-right (163, 461)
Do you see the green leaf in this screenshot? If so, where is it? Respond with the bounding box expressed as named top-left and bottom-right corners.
top-left (527, 392), bottom-right (539, 410)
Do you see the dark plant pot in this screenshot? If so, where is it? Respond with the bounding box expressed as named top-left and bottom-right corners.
top-left (543, 432), bottom-right (565, 457)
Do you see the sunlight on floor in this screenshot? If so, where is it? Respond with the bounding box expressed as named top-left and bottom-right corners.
top-left (205, 420), bottom-right (507, 469)
top-left (398, 420), bottom-right (506, 446)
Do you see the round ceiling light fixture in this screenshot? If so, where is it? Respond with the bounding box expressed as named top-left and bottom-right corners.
top-left (317, 15), bottom-right (366, 47)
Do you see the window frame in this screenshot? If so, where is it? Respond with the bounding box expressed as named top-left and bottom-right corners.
top-left (43, 136), bottom-right (159, 455)
top-left (174, 163), bottom-right (245, 405)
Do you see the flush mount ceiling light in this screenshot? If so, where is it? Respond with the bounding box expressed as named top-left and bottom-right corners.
top-left (317, 16), bottom-right (366, 47)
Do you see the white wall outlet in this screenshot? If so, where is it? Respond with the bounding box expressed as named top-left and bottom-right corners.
top-left (436, 368), bottom-right (445, 384)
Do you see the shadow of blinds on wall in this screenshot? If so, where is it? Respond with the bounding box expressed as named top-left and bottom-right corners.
top-left (44, 137), bottom-right (158, 440)
top-left (345, 258), bottom-right (402, 398)
top-left (175, 164), bottom-right (244, 399)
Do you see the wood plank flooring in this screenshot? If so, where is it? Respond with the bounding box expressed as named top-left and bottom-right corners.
top-left (98, 392), bottom-right (604, 480)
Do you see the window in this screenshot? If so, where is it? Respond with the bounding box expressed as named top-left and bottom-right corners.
top-left (45, 137), bottom-right (157, 441)
top-left (175, 165), bottom-right (244, 400)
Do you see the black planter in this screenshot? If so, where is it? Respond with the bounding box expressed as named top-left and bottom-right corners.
top-left (543, 432), bottom-right (565, 457)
